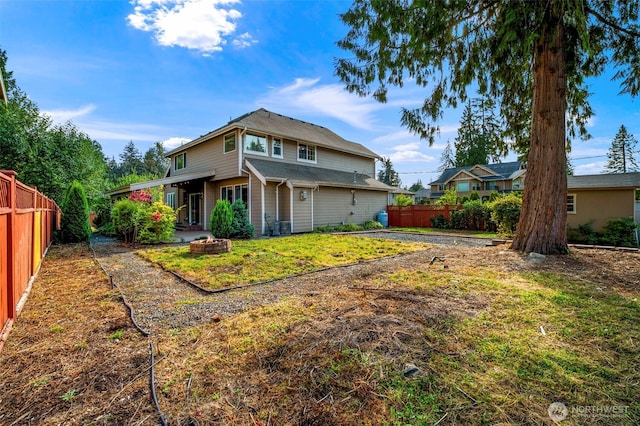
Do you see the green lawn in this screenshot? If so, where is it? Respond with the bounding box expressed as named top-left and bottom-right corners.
top-left (139, 233), bottom-right (430, 289)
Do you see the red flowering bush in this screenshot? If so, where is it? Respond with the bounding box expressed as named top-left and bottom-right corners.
top-left (129, 189), bottom-right (153, 203)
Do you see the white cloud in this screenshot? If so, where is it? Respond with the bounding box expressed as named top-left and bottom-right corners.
top-left (161, 136), bottom-right (191, 149)
top-left (232, 32), bottom-right (258, 48)
top-left (390, 150), bottom-right (435, 163)
top-left (42, 104), bottom-right (97, 122)
top-left (127, 0), bottom-right (254, 54)
top-left (257, 78), bottom-right (384, 130)
top-left (391, 142), bottom-right (421, 152)
top-left (574, 161), bottom-right (607, 175)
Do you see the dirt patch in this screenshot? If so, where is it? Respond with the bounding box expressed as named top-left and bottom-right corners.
top-left (1, 238), bottom-right (638, 425)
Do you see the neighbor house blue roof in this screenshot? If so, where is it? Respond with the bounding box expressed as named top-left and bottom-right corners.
top-left (430, 161), bottom-right (523, 185)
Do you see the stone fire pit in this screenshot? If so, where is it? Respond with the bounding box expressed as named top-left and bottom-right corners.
top-left (189, 237), bottom-right (232, 254)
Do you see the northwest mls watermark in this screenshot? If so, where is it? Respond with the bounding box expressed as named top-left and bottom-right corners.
top-left (548, 401), bottom-right (629, 422)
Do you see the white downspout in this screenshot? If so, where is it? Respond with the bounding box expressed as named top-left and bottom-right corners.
top-left (261, 181), bottom-right (265, 235)
top-left (275, 179), bottom-right (286, 221)
top-left (287, 181), bottom-right (294, 233)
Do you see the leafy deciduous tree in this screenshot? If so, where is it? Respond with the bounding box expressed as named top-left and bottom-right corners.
top-left (336, 1), bottom-right (640, 254)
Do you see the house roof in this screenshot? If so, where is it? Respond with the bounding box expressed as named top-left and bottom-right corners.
top-left (430, 161), bottom-right (523, 185)
top-left (245, 158), bottom-right (396, 192)
top-left (414, 188), bottom-right (431, 198)
top-left (130, 170), bottom-right (216, 191)
top-left (166, 108), bottom-right (381, 160)
top-left (567, 172), bottom-right (640, 189)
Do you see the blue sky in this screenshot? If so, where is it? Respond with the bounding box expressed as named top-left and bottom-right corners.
top-left (1, 0), bottom-right (639, 188)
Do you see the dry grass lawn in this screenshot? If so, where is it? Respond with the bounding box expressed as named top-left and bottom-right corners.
top-left (1, 236), bottom-right (639, 425)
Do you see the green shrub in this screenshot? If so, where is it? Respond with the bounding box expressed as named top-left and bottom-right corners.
top-left (430, 214), bottom-right (450, 229)
top-left (599, 217), bottom-right (638, 247)
top-left (60, 181), bottom-right (91, 243)
top-left (210, 199), bottom-right (233, 239)
top-left (488, 193), bottom-right (522, 235)
top-left (111, 198), bottom-right (143, 243)
top-left (314, 225), bottom-right (337, 233)
top-left (362, 220), bottom-right (384, 230)
top-left (436, 189), bottom-right (459, 205)
top-left (395, 194), bottom-right (413, 206)
top-left (137, 201), bottom-right (177, 244)
top-left (92, 196), bottom-right (112, 229)
top-left (567, 222), bottom-right (598, 244)
top-left (335, 223), bottom-right (363, 232)
top-left (231, 200), bottom-right (254, 239)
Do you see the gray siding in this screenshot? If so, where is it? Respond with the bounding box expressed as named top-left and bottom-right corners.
top-left (292, 187), bottom-right (313, 233)
top-left (250, 178), bottom-right (264, 235)
top-left (263, 182), bottom-right (277, 234)
top-left (169, 132), bottom-right (240, 180)
top-left (276, 138), bottom-right (375, 175)
top-left (314, 187), bottom-right (386, 227)
top-left (203, 181), bottom-right (216, 231)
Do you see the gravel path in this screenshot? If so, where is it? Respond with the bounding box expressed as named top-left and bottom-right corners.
top-left (352, 230), bottom-right (491, 247)
top-left (90, 232), bottom-right (491, 334)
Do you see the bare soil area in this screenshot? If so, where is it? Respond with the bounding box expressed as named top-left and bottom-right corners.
top-left (0, 235), bottom-right (638, 425)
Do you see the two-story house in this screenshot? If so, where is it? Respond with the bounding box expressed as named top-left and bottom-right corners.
top-left (130, 108), bottom-right (396, 235)
top-left (430, 161), bottom-right (525, 200)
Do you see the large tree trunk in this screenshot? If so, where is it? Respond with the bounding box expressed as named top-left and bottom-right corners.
top-left (511, 18), bottom-right (568, 254)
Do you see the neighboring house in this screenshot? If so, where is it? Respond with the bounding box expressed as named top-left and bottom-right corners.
top-left (130, 108), bottom-right (397, 235)
top-left (388, 187), bottom-right (414, 205)
top-left (414, 188), bottom-right (431, 204)
top-left (430, 161), bottom-right (525, 200)
top-left (566, 172), bottom-right (640, 231)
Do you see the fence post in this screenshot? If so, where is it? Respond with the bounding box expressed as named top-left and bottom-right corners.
top-left (6, 171), bottom-right (16, 321)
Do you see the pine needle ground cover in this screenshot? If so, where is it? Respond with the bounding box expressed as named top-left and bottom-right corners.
top-left (139, 234), bottom-right (430, 289)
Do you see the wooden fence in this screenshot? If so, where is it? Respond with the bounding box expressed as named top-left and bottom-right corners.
top-left (387, 204), bottom-right (462, 228)
top-left (0, 170), bottom-right (61, 352)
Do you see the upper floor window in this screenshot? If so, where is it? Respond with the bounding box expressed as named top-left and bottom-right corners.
top-left (272, 138), bottom-right (283, 158)
top-left (174, 152), bottom-right (186, 170)
top-left (244, 134), bottom-right (267, 155)
top-left (298, 143), bottom-right (316, 163)
top-left (567, 194), bottom-right (576, 214)
top-left (457, 181), bottom-right (469, 192)
top-left (224, 133), bottom-right (236, 153)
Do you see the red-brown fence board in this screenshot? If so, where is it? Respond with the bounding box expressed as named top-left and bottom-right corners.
top-left (0, 170), bottom-right (60, 352)
top-left (387, 204), bottom-right (462, 228)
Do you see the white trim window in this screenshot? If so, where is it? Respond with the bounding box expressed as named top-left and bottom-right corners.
top-left (244, 134), bottom-right (268, 155)
top-left (567, 194), bottom-right (576, 214)
top-left (165, 192), bottom-right (176, 209)
top-left (272, 138), bottom-right (283, 158)
top-left (297, 143), bottom-right (316, 163)
top-left (224, 132), bottom-right (236, 154)
top-left (221, 184), bottom-right (248, 204)
top-left (174, 152), bottom-right (186, 170)
top-left (457, 181), bottom-right (469, 192)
